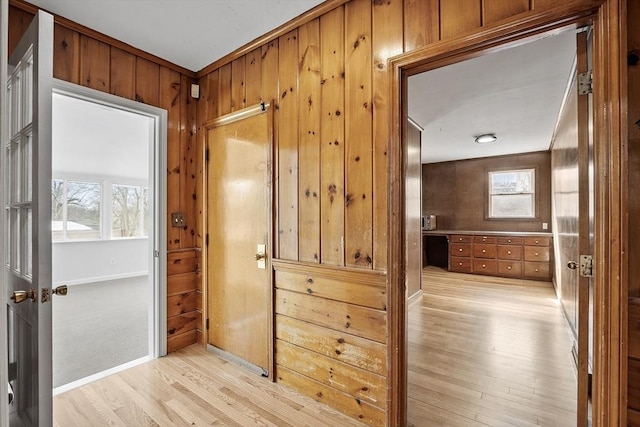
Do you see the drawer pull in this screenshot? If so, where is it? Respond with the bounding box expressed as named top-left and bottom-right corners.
top-left (507, 250), bottom-right (511, 255)
top-left (459, 248), bottom-right (463, 252)
top-left (507, 266), bottom-right (512, 270)
top-left (482, 249), bottom-right (486, 253)
top-left (535, 252), bottom-right (539, 256)
top-left (535, 268), bottom-right (539, 272)
top-left (482, 238), bottom-right (487, 242)
top-left (459, 262), bottom-right (463, 266)
top-left (459, 238), bottom-right (463, 241)
top-left (482, 264), bottom-right (486, 268)
top-left (507, 239), bottom-right (511, 243)
top-left (535, 240), bottom-right (539, 244)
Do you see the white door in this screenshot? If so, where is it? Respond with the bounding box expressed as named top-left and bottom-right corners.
top-left (4, 11), bottom-right (54, 427)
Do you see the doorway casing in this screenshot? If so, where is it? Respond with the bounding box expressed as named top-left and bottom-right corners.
top-left (52, 79), bottom-right (168, 360)
top-left (386, 1), bottom-right (627, 426)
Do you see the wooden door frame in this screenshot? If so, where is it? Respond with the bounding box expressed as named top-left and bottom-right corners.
top-left (203, 102), bottom-right (275, 380)
top-left (387, 1), bottom-right (627, 426)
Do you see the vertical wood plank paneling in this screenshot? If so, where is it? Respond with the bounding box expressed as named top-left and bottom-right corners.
top-left (298, 19), bottom-right (322, 263)
top-left (231, 56), bottom-right (246, 112)
top-left (53, 24), bottom-right (80, 84)
top-left (245, 47), bottom-right (263, 106)
top-left (345, 0), bottom-right (373, 268)
top-left (80, 35), bottom-right (110, 91)
top-left (403, 0), bottom-right (439, 51)
top-left (373, 0), bottom-right (404, 270)
top-left (109, 47), bottom-right (135, 100)
top-left (440, 0), bottom-right (482, 39)
top-left (482, 0), bottom-right (530, 25)
top-left (161, 67), bottom-right (182, 251)
top-left (261, 40), bottom-right (280, 255)
top-left (320, 6), bottom-right (346, 266)
top-left (7, 6), bottom-right (33, 57)
top-left (278, 30), bottom-right (300, 261)
top-left (135, 57), bottom-right (160, 106)
top-left (196, 70), bottom-right (216, 251)
top-left (218, 63), bottom-right (232, 116)
top-left (181, 75), bottom-right (198, 249)
top-left (531, 0), bottom-right (558, 10)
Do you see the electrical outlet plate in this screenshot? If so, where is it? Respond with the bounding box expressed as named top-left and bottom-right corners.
top-left (171, 212), bottom-right (186, 227)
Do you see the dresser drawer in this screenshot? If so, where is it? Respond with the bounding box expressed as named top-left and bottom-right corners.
top-left (473, 259), bottom-right (497, 275)
top-left (498, 260), bottom-right (522, 276)
top-left (450, 257), bottom-right (472, 273)
top-left (451, 243), bottom-right (471, 257)
top-left (473, 244), bottom-right (497, 258)
top-left (497, 236), bottom-right (523, 245)
top-left (474, 236), bottom-right (497, 244)
top-left (523, 236), bottom-right (550, 247)
top-left (450, 235), bottom-right (472, 243)
top-left (524, 246), bottom-right (550, 262)
top-left (524, 262), bottom-right (550, 278)
top-left (497, 245), bottom-right (522, 260)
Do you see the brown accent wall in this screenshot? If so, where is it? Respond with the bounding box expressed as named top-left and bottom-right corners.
top-left (422, 152), bottom-right (552, 233)
top-left (628, 0), bottom-right (640, 422)
top-left (8, 1), bottom-right (201, 353)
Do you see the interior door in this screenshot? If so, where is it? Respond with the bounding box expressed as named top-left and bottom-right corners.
top-left (4, 11), bottom-right (54, 427)
top-left (206, 103), bottom-right (272, 374)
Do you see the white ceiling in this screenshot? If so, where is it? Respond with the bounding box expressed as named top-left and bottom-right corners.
top-left (27, 0), bottom-right (326, 72)
top-left (409, 29), bottom-right (578, 164)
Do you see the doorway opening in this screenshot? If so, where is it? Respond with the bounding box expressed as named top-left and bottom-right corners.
top-left (50, 81), bottom-right (167, 394)
top-left (402, 27), bottom-right (593, 425)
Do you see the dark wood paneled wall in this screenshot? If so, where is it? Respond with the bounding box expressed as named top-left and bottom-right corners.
top-left (422, 152), bottom-right (552, 233)
top-left (628, 0), bottom-right (640, 422)
top-left (8, 1), bottom-right (201, 353)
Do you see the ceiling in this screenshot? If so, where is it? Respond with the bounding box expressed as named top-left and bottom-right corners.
top-left (26, 1), bottom-right (577, 165)
top-left (409, 29), bottom-right (578, 164)
top-left (26, 0), bottom-right (326, 72)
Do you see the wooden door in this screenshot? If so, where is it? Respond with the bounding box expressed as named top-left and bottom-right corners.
top-left (206, 103), bottom-right (272, 374)
top-left (4, 11), bottom-right (54, 427)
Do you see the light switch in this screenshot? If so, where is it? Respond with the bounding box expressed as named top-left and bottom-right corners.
top-left (171, 212), bottom-right (186, 227)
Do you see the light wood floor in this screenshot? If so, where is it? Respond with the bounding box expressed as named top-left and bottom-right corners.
top-left (409, 267), bottom-right (577, 426)
top-left (53, 344), bottom-right (365, 427)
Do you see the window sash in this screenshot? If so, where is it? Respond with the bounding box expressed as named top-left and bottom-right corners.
top-left (488, 169), bottom-right (535, 218)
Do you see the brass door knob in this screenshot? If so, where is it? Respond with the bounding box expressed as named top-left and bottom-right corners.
top-left (11, 289), bottom-right (36, 304)
top-left (255, 252), bottom-right (266, 261)
top-left (53, 285), bottom-right (68, 296)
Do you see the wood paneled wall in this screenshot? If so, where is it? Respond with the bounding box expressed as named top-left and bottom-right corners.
top-left (194, 1), bottom-right (583, 425)
top-left (8, 1), bottom-right (201, 353)
top-left (628, 0), bottom-right (640, 422)
top-left (422, 152), bottom-right (552, 232)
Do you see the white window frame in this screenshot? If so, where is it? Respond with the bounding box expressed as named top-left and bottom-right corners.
top-left (487, 168), bottom-right (536, 219)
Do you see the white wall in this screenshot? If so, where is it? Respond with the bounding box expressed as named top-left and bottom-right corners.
top-left (53, 239), bottom-right (149, 285)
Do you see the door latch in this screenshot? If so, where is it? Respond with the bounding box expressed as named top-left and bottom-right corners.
top-left (256, 244), bottom-right (266, 269)
top-left (579, 255), bottom-right (593, 277)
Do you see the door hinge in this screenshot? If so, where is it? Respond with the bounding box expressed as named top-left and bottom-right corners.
top-left (205, 234), bottom-right (209, 246)
top-left (579, 254), bottom-right (593, 277)
top-left (205, 148), bottom-right (210, 162)
top-left (206, 318), bottom-right (209, 330)
top-left (578, 71), bottom-right (593, 95)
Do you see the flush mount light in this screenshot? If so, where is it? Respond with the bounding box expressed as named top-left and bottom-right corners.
top-left (475, 134), bottom-right (497, 144)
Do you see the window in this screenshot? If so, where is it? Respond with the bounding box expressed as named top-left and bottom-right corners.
top-left (52, 179), bottom-right (102, 240)
top-left (112, 184), bottom-right (149, 238)
top-left (488, 169), bottom-right (535, 218)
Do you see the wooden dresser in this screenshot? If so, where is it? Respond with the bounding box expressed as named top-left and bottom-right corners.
top-left (447, 232), bottom-right (552, 280)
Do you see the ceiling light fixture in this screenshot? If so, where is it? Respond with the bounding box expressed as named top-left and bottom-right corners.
top-left (475, 134), bottom-right (497, 144)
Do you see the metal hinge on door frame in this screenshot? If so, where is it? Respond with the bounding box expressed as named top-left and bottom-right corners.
top-left (579, 254), bottom-right (593, 277)
top-left (205, 148), bottom-right (210, 162)
top-left (578, 71), bottom-right (593, 95)
top-left (206, 318), bottom-right (209, 330)
top-left (206, 234), bottom-right (209, 246)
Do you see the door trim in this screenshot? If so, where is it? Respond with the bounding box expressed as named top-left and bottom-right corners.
top-left (51, 79), bottom-right (168, 359)
top-left (203, 102), bottom-right (275, 380)
top-left (387, 1), bottom-right (626, 425)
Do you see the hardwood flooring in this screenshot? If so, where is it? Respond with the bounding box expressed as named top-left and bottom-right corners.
top-left (409, 267), bottom-right (577, 426)
top-left (53, 345), bottom-right (366, 427)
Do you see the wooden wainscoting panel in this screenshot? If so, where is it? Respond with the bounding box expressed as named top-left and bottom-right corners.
top-left (276, 339), bottom-right (386, 406)
top-left (275, 289), bottom-right (386, 343)
top-left (276, 365), bottom-right (385, 427)
top-left (275, 270), bottom-right (385, 309)
top-left (166, 330), bottom-right (197, 353)
top-left (167, 312), bottom-right (198, 337)
top-left (167, 250), bottom-right (199, 275)
top-left (167, 272), bottom-right (198, 296)
top-left (167, 292), bottom-right (197, 318)
top-left (275, 314), bottom-right (386, 374)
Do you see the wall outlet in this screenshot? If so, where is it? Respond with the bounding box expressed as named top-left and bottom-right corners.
top-left (542, 222), bottom-right (548, 230)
